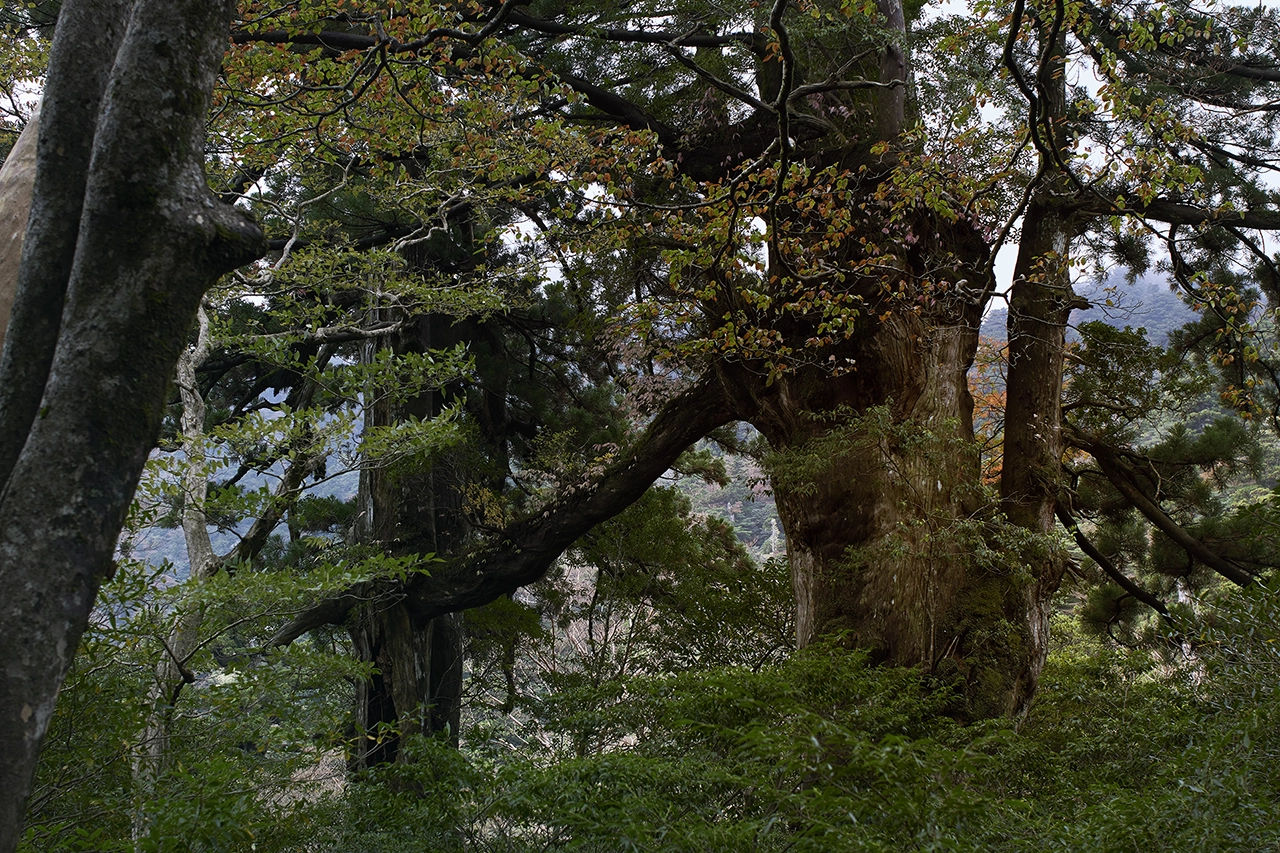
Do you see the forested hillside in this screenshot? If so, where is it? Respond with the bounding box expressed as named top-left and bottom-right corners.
top-left (3, 0), bottom-right (1280, 849)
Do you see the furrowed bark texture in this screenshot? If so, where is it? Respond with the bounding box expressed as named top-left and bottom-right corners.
top-left (349, 313), bottom-right (467, 767)
top-left (716, 0), bottom-right (1043, 718)
top-left (996, 17), bottom-right (1076, 715)
top-left (997, 192), bottom-right (1076, 713)
top-left (350, 607), bottom-right (463, 765)
top-left (0, 2), bottom-right (264, 847)
top-left (720, 295), bottom-right (1025, 717)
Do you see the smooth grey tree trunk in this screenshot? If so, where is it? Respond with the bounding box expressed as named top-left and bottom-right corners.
top-left (0, 2), bottom-right (264, 848)
top-left (0, 1), bottom-right (131, 484)
top-left (0, 101), bottom-right (39, 353)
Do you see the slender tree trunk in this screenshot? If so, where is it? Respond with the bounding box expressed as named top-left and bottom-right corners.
top-left (997, 9), bottom-right (1078, 713)
top-left (349, 314), bottom-right (467, 770)
top-left (0, 101), bottom-right (39, 353)
top-left (129, 307), bottom-right (326, 834)
top-left (996, 191), bottom-right (1077, 711)
top-left (132, 308), bottom-right (216, 840)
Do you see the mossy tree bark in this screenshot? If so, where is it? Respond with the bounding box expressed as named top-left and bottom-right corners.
top-left (994, 188), bottom-right (1078, 714)
top-left (255, 0), bottom-right (1063, 720)
top-left (718, 260), bottom-right (1027, 717)
top-left (707, 0), bottom-right (1048, 717)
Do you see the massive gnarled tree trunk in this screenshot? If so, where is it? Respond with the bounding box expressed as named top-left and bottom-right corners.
top-left (257, 0), bottom-right (1061, 721)
top-left (731, 317), bottom-right (982, 639)
top-left (718, 257), bottom-right (1020, 715)
top-left (704, 0), bottom-right (1045, 717)
top-left (0, 2), bottom-right (263, 847)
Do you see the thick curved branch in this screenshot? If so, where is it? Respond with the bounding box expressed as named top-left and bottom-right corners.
top-left (1107, 198), bottom-right (1280, 231)
top-left (269, 371), bottom-right (738, 645)
top-left (1213, 62), bottom-right (1280, 83)
top-left (557, 73), bottom-right (683, 144)
top-left (233, 8), bottom-right (758, 56)
top-left (501, 12), bottom-right (762, 52)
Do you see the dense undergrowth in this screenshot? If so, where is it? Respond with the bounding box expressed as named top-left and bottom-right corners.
top-left (23, 577), bottom-right (1280, 853)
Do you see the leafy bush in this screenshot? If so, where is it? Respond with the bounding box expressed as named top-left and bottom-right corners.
top-left (26, 561), bottom-right (1280, 852)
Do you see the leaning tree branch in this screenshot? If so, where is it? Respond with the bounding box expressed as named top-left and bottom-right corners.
top-left (1055, 503), bottom-right (1172, 622)
top-left (499, 12), bottom-right (762, 52)
top-left (1107, 198), bottom-right (1280, 231)
top-left (1210, 61), bottom-right (1280, 83)
top-left (557, 73), bottom-right (684, 146)
top-left (268, 370), bottom-right (738, 646)
top-left (1065, 424), bottom-right (1255, 587)
top-left (232, 4), bottom-right (756, 57)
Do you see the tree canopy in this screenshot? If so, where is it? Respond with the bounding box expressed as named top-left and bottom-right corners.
top-left (3, 0), bottom-right (1280, 847)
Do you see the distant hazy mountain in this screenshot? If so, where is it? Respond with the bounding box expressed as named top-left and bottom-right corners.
top-left (125, 465), bottom-right (359, 578)
top-left (981, 273), bottom-right (1197, 344)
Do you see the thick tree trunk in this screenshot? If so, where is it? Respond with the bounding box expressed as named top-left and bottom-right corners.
top-left (723, 297), bottom-right (1041, 717)
top-left (0, 1), bottom-right (130, 485)
top-left (727, 0), bottom-right (1080, 718)
top-left (731, 0), bottom-right (1055, 718)
top-left (349, 606), bottom-right (463, 767)
top-left (744, 313), bottom-right (980, 654)
top-left (0, 3), bottom-right (263, 847)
